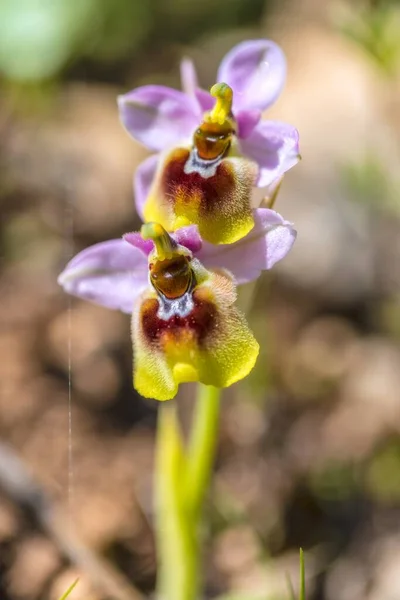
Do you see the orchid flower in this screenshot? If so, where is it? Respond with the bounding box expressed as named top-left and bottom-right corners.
top-left (118, 40), bottom-right (300, 245)
top-left (58, 210), bottom-right (296, 400)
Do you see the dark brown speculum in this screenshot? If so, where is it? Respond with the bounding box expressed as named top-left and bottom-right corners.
top-left (150, 255), bottom-right (192, 299)
top-left (194, 120), bottom-right (233, 161)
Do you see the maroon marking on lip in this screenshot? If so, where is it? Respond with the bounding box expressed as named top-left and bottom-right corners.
top-left (161, 148), bottom-right (235, 215)
top-left (141, 290), bottom-right (218, 349)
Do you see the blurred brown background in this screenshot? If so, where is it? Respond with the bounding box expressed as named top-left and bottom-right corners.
top-left (1, 0), bottom-right (400, 598)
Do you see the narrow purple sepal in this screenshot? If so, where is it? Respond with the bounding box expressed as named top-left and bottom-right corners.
top-left (180, 57), bottom-right (198, 97)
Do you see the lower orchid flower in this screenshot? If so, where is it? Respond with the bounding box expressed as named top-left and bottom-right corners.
top-left (118, 40), bottom-right (300, 245)
top-left (58, 209), bottom-right (296, 400)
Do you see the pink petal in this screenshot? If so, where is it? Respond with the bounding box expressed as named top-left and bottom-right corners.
top-left (194, 87), bottom-right (214, 112)
top-left (197, 208), bottom-right (296, 284)
top-left (240, 120), bottom-right (300, 188)
top-left (217, 39), bottom-right (287, 112)
top-left (124, 225), bottom-right (203, 256)
top-left (118, 85), bottom-right (200, 151)
top-left (123, 232), bottom-right (154, 255)
top-left (173, 225), bottom-right (202, 253)
top-left (236, 108), bottom-right (261, 138)
top-left (134, 154), bottom-right (158, 219)
top-left (58, 240), bottom-right (148, 314)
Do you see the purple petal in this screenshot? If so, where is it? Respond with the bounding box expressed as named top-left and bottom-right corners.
top-left (236, 108), bottom-right (261, 138)
top-left (118, 85), bottom-right (200, 151)
top-left (194, 88), bottom-right (214, 112)
top-left (124, 225), bottom-right (203, 256)
top-left (123, 232), bottom-right (154, 255)
top-left (197, 208), bottom-right (296, 284)
top-left (180, 57), bottom-right (198, 97)
top-left (240, 120), bottom-right (300, 188)
top-left (173, 225), bottom-right (202, 253)
top-left (134, 154), bottom-right (158, 219)
top-left (217, 40), bottom-right (287, 112)
top-left (58, 240), bottom-right (148, 314)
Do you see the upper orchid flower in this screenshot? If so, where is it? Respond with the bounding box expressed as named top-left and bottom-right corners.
top-left (118, 40), bottom-right (300, 245)
top-left (58, 209), bottom-right (296, 400)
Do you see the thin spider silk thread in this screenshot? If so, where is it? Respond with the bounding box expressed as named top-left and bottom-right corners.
top-left (63, 183), bottom-right (74, 524)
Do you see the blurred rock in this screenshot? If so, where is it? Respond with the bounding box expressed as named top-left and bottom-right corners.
top-left (73, 353), bottom-right (121, 407)
top-left (341, 338), bottom-right (400, 417)
top-left (0, 376), bottom-right (63, 436)
top-left (4, 84), bottom-right (146, 237)
top-left (45, 303), bottom-right (128, 370)
top-left (0, 498), bottom-right (18, 542)
top-left (282, 316), bottom-right (358, 401)
top-left (230, 550), bottom-right (316, 599)
top-left (370, 537), bottom-right (400, 600)
top-left (0, 329), bottom-right (38, 387)
top-left (325, 554), bottom-right (368, 600)
top-left (223, 399), bottom-right (267, 448)
top-left (7, 535), bottom-right (60, 598)
top-left (213, 525), bottom-right (260, 577)
top-left (0, 266), bottom-right (59, 326)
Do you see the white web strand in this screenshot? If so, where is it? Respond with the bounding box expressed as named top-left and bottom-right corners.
top-left (67, 292), bottom-right (74, 520)
top-left (64, 185), bottom-right (74, 524)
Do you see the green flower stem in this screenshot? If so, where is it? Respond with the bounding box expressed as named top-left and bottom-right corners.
top-left (185, 384), bottom-right (221, 516)
top-left (155, 402), bottom-right (198, 600)
top-left (299, 548), bottom-right (305, 600)
top-left (155, 385), bottom-right (221, 600)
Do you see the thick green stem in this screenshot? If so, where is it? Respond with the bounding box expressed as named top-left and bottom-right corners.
top-left (155, 402), bottom-right (198, 600)
top-left (155, 385), bottom-right (221, 600)
top-left (185, 385), bottom-right (221, 516)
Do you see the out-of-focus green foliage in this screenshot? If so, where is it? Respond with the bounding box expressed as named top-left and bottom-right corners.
top-left (311, 439), bottom-right (400, 506)
top-left (365, 438), bottom-right (400, 502)
top-left (153, 0), bottom-right (264, 43)
top-left (0, 0), bottom-right (93, 80)
top-left (0, 0), bottom-right (265, 84)
top-left (309, 461), bottom-right (359, 501)
top-left (341, 155), bottom-right (400, 215)
top-left (380, 296), bottom-right (400, 341)
top-left (336, 0), bottom-right (400, 75)
top-left (80, 0), bottom-right (151, 62)
top-left (0, 0), bottom-right (150, 81)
